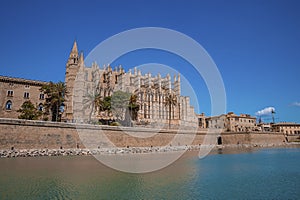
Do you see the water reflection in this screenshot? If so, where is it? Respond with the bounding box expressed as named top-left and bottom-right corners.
top-left (0, 148), bottom-right (299, 199)
top-left (0, 152), bottom-right (198, 199)
top-left (217, 148), bottom-right (223, 154)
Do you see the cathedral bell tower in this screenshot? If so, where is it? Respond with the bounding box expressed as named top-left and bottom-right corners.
top-left (67, 40), bottom-right (79, 67)
top-left (63, 41), bottom-right (80, 122)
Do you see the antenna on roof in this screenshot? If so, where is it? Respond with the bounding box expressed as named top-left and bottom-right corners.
top-left (271, 109), bottom-right (276, 124)
top-left (258, 116), bottom-right (262, 124)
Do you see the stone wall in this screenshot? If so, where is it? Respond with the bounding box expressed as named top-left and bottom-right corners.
top-left (0, 118), bottom-right (286, 150)
top-left (0, 119), bottom-right (81, 149)
top-left (287, 135), bottom-right (300, 142)
top-left (221, 132), bottom-right (286, 145)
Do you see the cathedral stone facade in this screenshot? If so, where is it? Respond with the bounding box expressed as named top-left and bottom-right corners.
top-left (63, 41), bottom-right (198, 128)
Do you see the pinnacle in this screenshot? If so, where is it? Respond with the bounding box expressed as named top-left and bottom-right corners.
top-left (79, 51), bottom-right (84, 63)
top-left (71, 40), bottom-right (78, 53)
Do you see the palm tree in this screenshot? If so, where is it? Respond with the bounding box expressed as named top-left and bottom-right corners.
top-left (111, 91), bottom-right (131, 121)
top-left (101, 96), bottom-right (112, 118)
top-left (40, 81), bottom-right (67, 122)
top-left (164, 92), bottom-right (177, 129)
top-left (128, 94), bottom-right (139, 126)
top-left (55, 82), bottom-right (67, 121)
top-left (83, 92), bottom-right (102, 123)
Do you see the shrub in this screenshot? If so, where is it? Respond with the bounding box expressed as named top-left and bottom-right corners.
top-left (110, 122), bottom-right (121, 126)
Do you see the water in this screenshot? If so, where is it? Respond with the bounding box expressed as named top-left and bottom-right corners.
top-left (0, 148), bottom-right (299, 199)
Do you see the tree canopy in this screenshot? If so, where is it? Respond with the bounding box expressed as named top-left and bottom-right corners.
top-left (17, 100), bottom-right (42, 120)
top-left (128, 94), bottom-right (139, 121)
top-left (40, 81), bottom-right (67, 122)
top-left (83, 92), bottom-right (102, 123)
top-left (111, 91), bottom-right (131, 121)
top-left (165, 93), bottom-right (177, 129)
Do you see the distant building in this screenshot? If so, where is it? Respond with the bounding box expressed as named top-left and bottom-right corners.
top-left (205, 114), bottom-right (226, 130)
top-left (225, 112), bottom-right (257, 132)
top-left (197, 113), bottom-right (207, 128)
top-left (202, 112), bottom-right (257, 132)
top-left (272, 123), bottom-right (300, 135)
top-left (0, 76), bottom-right (47, 119)
top-left (257, 123), bottom-right (272, 132)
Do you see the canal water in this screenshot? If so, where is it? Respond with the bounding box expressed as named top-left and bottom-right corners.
top-left (0, 148), bottom-right (299, 199)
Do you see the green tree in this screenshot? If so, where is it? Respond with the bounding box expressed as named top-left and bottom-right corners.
top-left (17, 100), bottom-right (42, 120)
top-left (111, 91), bottom-right (131, 121)
top-left (40, 81), bottom-right (67, 122)
top-left (128, 94), bottom-right (139, 122)
top-left (83, 92), bottom-right (103, 123)
top-left (165, 93), bottom-right (177, 129)
top-left (101, 96), bottom-right (112, 114)
top-left (96, 96), bottom-right (112, 124)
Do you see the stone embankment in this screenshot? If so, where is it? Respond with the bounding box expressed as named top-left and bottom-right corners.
top-left (0, 146), bottom-right (194, 158)
top-left (0, 143), bottom-right (295, 158)
top-left (1, 118), bottom-right (298, 158)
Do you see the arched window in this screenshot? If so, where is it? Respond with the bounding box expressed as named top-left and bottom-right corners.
top-left (144, 103), bottom-right (147, 118)
top-left (60, 103), bottom-right (65, 113)
top-left (39, 93), bottom-right (44, 100)
top-left (38, 103), bottom-right (43, 111)
top-left (7, 90), bottom-right (13, 97)
top-left (24, 92), bottom-right (30, 99)
top-left (5, 100), bottom-right (12, 110)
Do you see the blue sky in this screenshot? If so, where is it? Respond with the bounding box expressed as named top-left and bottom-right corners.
top-left (0, 0), bottom-right (299, 123)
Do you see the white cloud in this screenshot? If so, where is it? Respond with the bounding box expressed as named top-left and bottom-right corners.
top-left (255, 107), bottom-right (275, 116)
top-left (291, 102), bottom-right (300, 107)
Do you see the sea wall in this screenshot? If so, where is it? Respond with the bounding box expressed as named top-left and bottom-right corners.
top-left (0, 118), bottom-right (286, 151)
top-left (221, 132), bottom-right (286, 145)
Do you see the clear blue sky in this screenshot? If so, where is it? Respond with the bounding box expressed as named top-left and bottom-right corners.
top-left (0, 0), bottom-right (299, 123)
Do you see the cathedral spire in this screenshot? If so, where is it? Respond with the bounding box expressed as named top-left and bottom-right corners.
top-left (67, 40), bottom-right (79, 66)
top-left (71, 40), bottom-right (78, 54)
